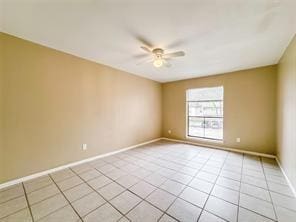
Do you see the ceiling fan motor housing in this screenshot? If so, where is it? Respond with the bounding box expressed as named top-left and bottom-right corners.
top-left (152, 48), bottom-right (164, 55)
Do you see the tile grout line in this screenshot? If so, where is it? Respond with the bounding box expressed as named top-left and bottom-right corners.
top-left (91, 162), bottom-right (169, 220)
top-left (236, 153), bottom-right (244, 222)
top-left (1, 167), bottom-right (191, 221)
top-left (21, 182), bottom-right (35, 222)
top-left (22, 172), bottom-right (97, 208)
top-left (0, 193), bottom-right (24, 206)
top-left (157, 148), bottom-right (206, 222)
top-left (46, 167), bottom-right (128, 221)
top-left (231, 157), bottom-right (279, 221)
top-left (218, 165), bottom-right (292, 196)
top-left (0, 139), bottom-right (163, 191)
top-left (70, 152), bottom-right (173, 220)
top-left (147, 154), bottom-right (206, 221)
top-left (187, 151), bottom-right (216, 221)
top-left (220, 169), bottom-right (295, 203)
top-left (0, 207), bottom-right (30, 220)
top-left (91, 146), bottom-right (286, 221)
top-left (30, 170), bottom-right (86, 191)
top-left (195, 151), bottom-right (231, 222)
top-left (20, 171), bottom-right (88, 200)
top-left (69, 167), bottom-right (133, 221)
top-left (47, 174), bottom-right (83, 222)
top-left (159, 149), bottom-right (208, 221)
top-left (1, 141), bottom-right (294, 221)
top-left (2, 161), bottom-right (286, 213)
top-left (94, 174), bottom-right (147, 219)
top-left (153, 148), bottom-right (267, 222)
top-left (210, 154), bottom-right (280, 221)
top-left (203, 157), bottom-right (290, 220)
top-left (181, 152), bottom-right (214, 221)
top-left (93, 146), bottom-right (203, 221)
top-left (155, 148), bottom-right (228, 222)
top-left (212, 157), bottom-right (269, 221)
top-left (1, 147), bottom-right (276, 220)
top-left (92, 162), bottom-right (172, 221)
top-left (261, 157), bottom-right (279, 222)
top-left (73, 151), bottom-right (282, 220)
top-left (237, 157), bottom-right (278, 221)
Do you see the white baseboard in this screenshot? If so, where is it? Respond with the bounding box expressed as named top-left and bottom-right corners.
top-left (275, 157), bottom-right (296, 197)
top-left (161, 137), bottom-right (276, 158)
top-left (0, 138), bottom-right (162, 190)
top-left (3, 137), bottom-right (289, 194)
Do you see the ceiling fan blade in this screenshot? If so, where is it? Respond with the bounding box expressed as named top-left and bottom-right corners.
top-left (163, 59), bottom-right (172, 68)
top-left (140, 46), bottom-right (152, 53)
top-left (136, 58), bottom-right (153, 65)
top-left (163, 51), bottom-right (185, 58)
top-left (133, 54), bottom-right (149, 59)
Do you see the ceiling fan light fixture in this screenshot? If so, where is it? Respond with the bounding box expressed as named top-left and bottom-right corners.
top-left (153, 58), bottom-right (163, 67)
top-left (139, 46), bottom-right (185, 68)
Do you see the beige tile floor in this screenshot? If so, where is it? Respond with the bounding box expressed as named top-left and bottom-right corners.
top-left (1, 140), bottom-right (296, 222)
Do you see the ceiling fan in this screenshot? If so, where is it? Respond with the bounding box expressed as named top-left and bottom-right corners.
top-left (137, 46), bottom-right (185, 68)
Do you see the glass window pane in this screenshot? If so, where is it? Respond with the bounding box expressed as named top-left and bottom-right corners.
top-left (187, 86), bottom-right (223, 101)
top-left (187, 86), bottom-right (224, 141)
top-left (188, 102), bottom-right (203, 116)
top-left (188, 101), bottom-right (223, 117)
top-left (204, 118), bottom-right (223, 140)
top-left (188, 117), bottom-right (204, 138)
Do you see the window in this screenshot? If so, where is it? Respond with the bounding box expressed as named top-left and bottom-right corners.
top-left (186, 86), bottom-right (224, 141)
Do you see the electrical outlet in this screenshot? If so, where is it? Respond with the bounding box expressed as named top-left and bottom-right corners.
top-left (82, 144), bottom-right (87, 150)
top-left (236, 138), bottom-right (241, 143)
top-left (168, 130), bottom-right (172, 134)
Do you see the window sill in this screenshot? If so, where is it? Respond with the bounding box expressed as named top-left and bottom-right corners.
top-left (186, 136), bottom-right (224, 144)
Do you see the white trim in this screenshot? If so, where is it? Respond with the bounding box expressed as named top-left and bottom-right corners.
top-left (275, 157), bottom-right (296, 197)
top-left (186, 136), bottom-right (224, 144)
top-left (161, 137), bottom-right (276, 158)
top-left (0, 138), bottom-right (162, 190)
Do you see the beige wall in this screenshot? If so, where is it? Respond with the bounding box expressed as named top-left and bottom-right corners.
top-left (0, 32), bottom-right (284, 184)
top-left (0, 33), bottom-right (162, 183)
top-left (277, 35), bottom-right (296, 190)
top-left (0, 33), bottom-right (3, 180)
top-left (162, 66), bottom-right (277, 154)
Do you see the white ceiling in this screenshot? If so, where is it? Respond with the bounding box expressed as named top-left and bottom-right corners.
top-left (1, 0), bottom-right (296, 82)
